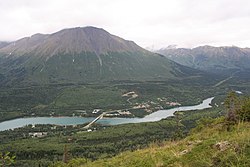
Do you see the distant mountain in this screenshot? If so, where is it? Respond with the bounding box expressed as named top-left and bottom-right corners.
top-left (0, 27), bottom-right (204, 86)
top-left (0, 41), bottom-right (9, 49)
top-left (156, 46), bottom-right (250, 75)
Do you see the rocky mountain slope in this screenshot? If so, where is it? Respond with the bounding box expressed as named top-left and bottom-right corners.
top-left (156, 46), bottom-right (250, 75)
top-left (0, 27), bottom-right (145, 57)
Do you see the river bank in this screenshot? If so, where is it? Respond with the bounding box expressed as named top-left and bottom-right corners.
top-left (0, 97), bottom-right (214, 131)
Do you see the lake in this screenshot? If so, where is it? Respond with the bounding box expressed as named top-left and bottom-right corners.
top-left (0, 97), bottom-right (214, 131)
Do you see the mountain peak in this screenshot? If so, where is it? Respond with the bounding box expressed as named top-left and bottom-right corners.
top-left (0, 26), bottom-right (145, 57)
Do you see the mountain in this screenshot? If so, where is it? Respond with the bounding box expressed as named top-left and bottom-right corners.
top-left (0, 27), bottom-right (203, 86)
top-left (0, 27), bottom-right (145, 57)
top-left (0, 41), bottom-right (9, 49)
top-left (156, 45), bottom-right (250, 75)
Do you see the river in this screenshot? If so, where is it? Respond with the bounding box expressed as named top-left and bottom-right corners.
top-left (0, 97), bottom-right (214, 131)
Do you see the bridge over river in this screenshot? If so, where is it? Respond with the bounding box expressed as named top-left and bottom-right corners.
top-left (83, 107), bottom-right (145, 129)
top-left (83, 112), bottom-right (106, 129)
top-left (0, 97), bottom-right (214, 131)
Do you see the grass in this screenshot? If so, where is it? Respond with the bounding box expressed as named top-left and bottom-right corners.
top-left (54, 120), bottom-right (250, 167)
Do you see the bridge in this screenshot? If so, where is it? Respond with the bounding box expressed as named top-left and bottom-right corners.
top-left (83, 107), bottom-right (145, 129)
top-left (83, 112), bottom-right (106, 129)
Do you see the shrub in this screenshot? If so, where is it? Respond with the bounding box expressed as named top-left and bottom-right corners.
top-left (238, 98), bottom-right (250, 122)
top-left (0, 152), bottom-right (15, 166)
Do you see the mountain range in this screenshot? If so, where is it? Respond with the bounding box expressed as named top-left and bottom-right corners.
top-left (156, 45), bottom-right (250, 75)
top-left (0, 42), bottom-right (9, 49)
top-left (0, 27), bottom-right (203, 86)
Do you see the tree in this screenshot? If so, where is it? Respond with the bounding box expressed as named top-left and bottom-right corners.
top-left (224, 91), bottom-right (250, 123)
top-left (224, 91), bottom-right (240, 125)
top-left (238, 98), bottom-right (250, 122)
top-left (62, 145), bottom-right (69, 163)
top-left (172, 111), bottom-right (184, 140)
top-left (195, 117), bottom-right (214, 131)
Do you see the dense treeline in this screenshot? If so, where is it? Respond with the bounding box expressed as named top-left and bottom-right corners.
top-left (0, 78), bottom-right (228, 122)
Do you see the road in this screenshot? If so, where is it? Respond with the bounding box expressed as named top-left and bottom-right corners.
top-left (213, 71), bottom-right (240, 87)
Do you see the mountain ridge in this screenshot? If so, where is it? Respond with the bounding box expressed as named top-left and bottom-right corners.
top-left (0, 26), bottom-right (205, 86)
top-left (0, 41), bottom-right (10, 49)
top-left (0, 26), bottom-right (146, 58)
top-left (156, 45), bottom-right (250, 74)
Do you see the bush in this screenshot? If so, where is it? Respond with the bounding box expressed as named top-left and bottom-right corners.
top-left (0, 152), bottom-right (15, 166)
top-left (223, 92), bottom-right (250, 129)
top-left (238, 98), bottom-right (250, 122)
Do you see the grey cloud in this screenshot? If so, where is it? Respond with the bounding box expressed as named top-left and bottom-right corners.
top-left (0, 0), bottom-right (250, 48)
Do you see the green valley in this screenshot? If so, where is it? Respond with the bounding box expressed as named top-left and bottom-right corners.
top-left (0, 25), bottom-right (250, 167)
top-left (0, 106), bottom-right (225, 166)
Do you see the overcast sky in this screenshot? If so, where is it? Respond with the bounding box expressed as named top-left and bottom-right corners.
top-left (1, 0), bottom-right (250, 49)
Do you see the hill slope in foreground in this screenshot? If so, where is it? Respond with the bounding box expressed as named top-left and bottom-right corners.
top-left (53, 120), bottom-right (250, 167)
